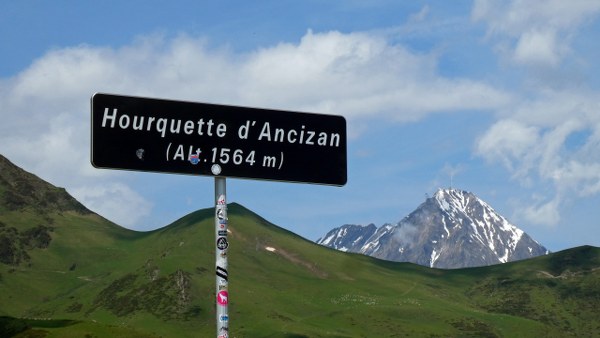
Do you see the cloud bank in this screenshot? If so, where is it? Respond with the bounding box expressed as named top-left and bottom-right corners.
top-left (0, 28), bottom-right (507, 227)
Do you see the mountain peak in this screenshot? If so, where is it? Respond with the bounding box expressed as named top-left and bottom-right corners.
top-left (433, 188), bottom-right (479, 210)
top-left (432, 188), bottom-right (521, 237)
top-left (318, 188), bottom-right (549, 268)
top-left (434, 187), bottom-right (470, 197)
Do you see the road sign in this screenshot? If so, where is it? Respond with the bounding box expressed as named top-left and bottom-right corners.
top-left (91, 93), bottom-right (347, 185)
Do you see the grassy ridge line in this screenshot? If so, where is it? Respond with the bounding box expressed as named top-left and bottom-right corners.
top-left (1, 203), bottom-right (599, 337)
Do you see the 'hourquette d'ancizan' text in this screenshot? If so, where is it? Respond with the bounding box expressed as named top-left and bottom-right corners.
top-left (101, 108), bottom-right (341, 148)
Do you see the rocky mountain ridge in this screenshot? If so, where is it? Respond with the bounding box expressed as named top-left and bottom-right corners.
top-left (0, 154), bottom-right (90, 214)
top-left (317, 188), bottom-right (549, 268)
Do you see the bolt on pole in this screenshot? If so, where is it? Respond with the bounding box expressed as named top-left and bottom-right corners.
top-left (215, 177), bottom-right (229, 337)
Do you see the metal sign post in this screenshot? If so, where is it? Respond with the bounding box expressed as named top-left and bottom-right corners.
top-left (215, 177), bottom-right (229, 337)
top-left (90, 93), bottom-right (347, 337)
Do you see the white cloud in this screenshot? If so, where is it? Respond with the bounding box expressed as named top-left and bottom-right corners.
top-left (473, 0), bottom-right (600, 33)
top-left (476, 119), bottom-right (539, 174)
top-left (476, 91), bottom-right (600, 226)
top-left (408, 5), bottom-right (430, 24)
top-left (238, 30), bottom-right (510, 119)
top-left (393, 222), bottom-right (419, 246)
top-left (472, 0), bottom-right (600, 67)
top-left (518, 196), bottom-right (561, 226)
top-left (513, 28), bottom-right (561, 67)
top-left (70, 183), bottom-right (152, 228)
top-left (484, 91), bottom-right (599, 176)
top-left (551, 161), bottom-right (600, 197)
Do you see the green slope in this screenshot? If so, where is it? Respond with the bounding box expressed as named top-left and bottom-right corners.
top-left (1, 202), bottom-right (599, 337)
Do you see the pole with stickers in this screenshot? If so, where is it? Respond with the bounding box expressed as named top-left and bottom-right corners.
top-left (214, 177), bottom-right (229, 338)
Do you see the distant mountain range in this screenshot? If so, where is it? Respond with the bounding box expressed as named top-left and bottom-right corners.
top-left (317, 188), bottom-right (549, 268)
top-left (1, 153), bottom-right (598, 337)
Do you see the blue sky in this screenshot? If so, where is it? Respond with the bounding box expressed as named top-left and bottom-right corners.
top-left (1, 1), bottom-right (600, 252)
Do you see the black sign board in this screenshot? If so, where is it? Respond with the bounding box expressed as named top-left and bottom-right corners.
top-left (91, 93), bottom-right (347, 186)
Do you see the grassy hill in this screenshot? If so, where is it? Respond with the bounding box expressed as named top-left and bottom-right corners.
top-left (1, 203), bottom-right (599, 337)
top-left (0, 155), bottom-right (599, 337)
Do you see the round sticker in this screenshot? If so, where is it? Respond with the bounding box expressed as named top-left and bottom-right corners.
top-left (217, 237), bottom-right (229, 250)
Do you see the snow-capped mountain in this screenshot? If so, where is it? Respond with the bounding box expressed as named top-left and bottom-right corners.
top-left (317, 188), bottom-right (549, 268)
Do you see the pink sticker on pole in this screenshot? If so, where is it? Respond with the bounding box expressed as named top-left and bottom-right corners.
top-left (217, 290), bottom-right (228, 306)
